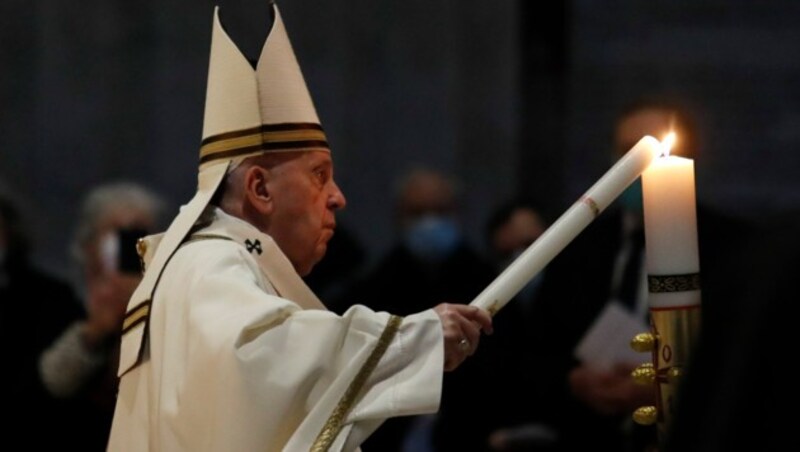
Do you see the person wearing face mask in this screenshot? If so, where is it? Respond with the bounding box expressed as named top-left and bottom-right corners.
top-left (352, 168), bottom-right (495, 316)
top-left (345, 168), bottom-right (496, 451)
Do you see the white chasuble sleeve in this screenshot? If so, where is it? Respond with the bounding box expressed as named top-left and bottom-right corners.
top-left (144, 241), bottom-right (443, 452)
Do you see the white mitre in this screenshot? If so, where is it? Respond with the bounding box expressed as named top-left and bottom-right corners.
top-left (119, 2), bottom-right (328, 375)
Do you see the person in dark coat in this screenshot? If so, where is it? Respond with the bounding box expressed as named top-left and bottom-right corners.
top-left (1, 190), bottom-right (85, 449)
top-left (346, 168), bottom-right (497, 451)
top-left (498, 100), bottom-right (751, 451)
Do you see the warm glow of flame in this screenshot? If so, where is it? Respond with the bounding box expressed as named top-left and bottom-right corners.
top-left (661, 132), bottom-right (677, 157)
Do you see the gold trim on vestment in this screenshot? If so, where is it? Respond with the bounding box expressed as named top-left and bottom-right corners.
top-left (120, 234), bottom-right (234, 355)
top-left (122, 300), bottom-right (151, 332)
top-left (310, 315), bottom-right (404, 452)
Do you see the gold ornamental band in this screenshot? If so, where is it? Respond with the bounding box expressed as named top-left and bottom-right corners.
top-left (648, 273), bottom-right (701, 293)
top-left (122, 299), bottom-right (151, 333)
top-left (311, 315), bottom-right (404, 452)
top-left (199, 123), bottom-right (329, 164)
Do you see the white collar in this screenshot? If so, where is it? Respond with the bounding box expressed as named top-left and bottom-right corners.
top-left (192, 207), bottom-right (327, 311)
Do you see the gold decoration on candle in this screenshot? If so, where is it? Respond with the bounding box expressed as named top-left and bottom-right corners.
top-left (667, 367), bottom-right (683, 384)
top-left (631, 332), bottom-right (657, 352)
top-left (632, 363), bottom-right (656, 385)
top-left (649, 305), bottom-right (701, 441)
top-left (633, 406), bottom-right (658, 426)
top-left (647, 273), bottom-right (701, 293)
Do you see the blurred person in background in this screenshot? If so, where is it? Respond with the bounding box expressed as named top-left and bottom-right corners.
top-left (303, 224), bottom-right (366, 311)
top-left (479, 199), bottom-right (566, 452)
top-left (349, 168), bottom-right (495, 317)
top-left (2, 185), bottom-right (85, 449)
top-left (433, 198), bottom-right (554, 452)
top-left (485, 199), bottom-right (548, 316)
top-left (38, 182), bottom-right (163, 449)
top-left (346, 167), bottom-right (496, 451)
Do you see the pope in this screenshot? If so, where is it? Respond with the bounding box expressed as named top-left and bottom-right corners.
top-left (107, 2), bottom-right (492, 451)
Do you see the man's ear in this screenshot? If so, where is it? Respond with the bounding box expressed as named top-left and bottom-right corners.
top-left (243, 165), bottom-right (273, 216)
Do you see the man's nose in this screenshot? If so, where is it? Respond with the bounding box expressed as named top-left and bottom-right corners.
top-left (328, 180), bottom-right (347, 210)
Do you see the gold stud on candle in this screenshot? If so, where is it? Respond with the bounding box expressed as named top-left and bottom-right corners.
top-left (630, 332), bottom-right (657, 353)
top-left (633, 406), bottom-right (658, 426)
top-left (631, 363), bottom-right (656, 385)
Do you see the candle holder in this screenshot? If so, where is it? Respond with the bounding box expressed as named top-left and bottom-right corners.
top-left (631, 273), bottom-right (701, 445)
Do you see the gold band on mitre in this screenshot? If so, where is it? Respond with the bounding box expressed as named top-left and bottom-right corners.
top-left (199, 122), bottom-right (329, 165)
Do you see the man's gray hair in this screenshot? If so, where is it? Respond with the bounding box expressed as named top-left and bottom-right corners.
top-left (71, 182), bottom-right (164, 262)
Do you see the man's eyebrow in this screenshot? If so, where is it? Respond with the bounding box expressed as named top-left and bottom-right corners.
top-left (315, 158), bottom-right (333, 168)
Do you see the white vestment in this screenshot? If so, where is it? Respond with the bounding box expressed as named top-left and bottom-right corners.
top-left (108, 209), bottom-right (444, 451)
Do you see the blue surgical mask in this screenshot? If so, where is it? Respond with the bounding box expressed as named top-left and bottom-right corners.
top-left (618, 180), bottom-right (643, 213)
top-left (404, 216), bottom-right (461, 262)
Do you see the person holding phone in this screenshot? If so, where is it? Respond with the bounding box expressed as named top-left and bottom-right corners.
top-left (38, 182), bottom-right (163, 450)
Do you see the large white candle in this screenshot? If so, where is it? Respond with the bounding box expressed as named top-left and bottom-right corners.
top-left (641, 139), bottom-right (700, 309)
top-left (471, 136), bottom-right (662, 314)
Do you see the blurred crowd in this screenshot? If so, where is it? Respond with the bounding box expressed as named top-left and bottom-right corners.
top-left (2, 100), bottom-right (794, 451)
top-left (3, 182), bottom-right (163, 449)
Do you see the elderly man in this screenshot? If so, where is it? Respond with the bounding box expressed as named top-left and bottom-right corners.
top-left (109, 3), bottom-right (491, 451)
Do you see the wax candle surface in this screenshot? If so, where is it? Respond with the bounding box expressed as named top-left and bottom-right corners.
top-left (642, 155), bottom-right (701, 309)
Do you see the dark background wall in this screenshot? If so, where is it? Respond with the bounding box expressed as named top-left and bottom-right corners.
top-left (565, 0), bottom-right (800, 216)
top-left (2, 0), bottom-right (798, 276)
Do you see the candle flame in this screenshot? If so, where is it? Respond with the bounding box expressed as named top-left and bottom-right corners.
top-left (661, 132), bottom-right (677, 157)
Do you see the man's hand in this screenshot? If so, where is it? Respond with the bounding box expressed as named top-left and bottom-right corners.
top-left (433, 303), bottom-right (493, 372)
top-left (568, 363), bottom-right (655, 415)
top-left (83, 274), bottom-right (141, 349)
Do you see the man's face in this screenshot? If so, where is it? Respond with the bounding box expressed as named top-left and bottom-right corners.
top-left (398, 172), bottom-right (455, 228)
top-left (264, 151), bottom-right (346, 276)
